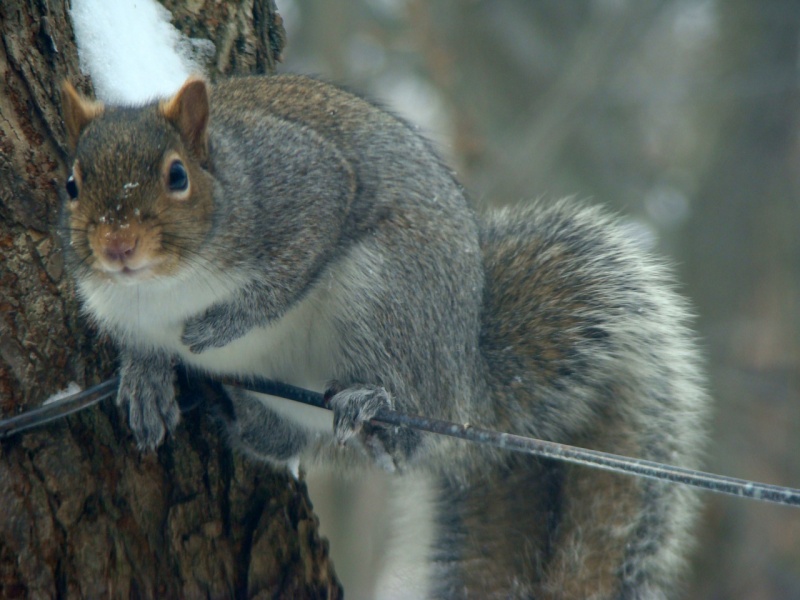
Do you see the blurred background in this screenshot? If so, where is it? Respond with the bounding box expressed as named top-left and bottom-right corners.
top-left (274, 1), bottom-right (800, 597)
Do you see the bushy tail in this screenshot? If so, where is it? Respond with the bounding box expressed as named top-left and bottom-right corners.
top-left (466, 199), bottom-right (709, 597)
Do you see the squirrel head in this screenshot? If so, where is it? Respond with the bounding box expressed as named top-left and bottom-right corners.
top-left (60, 77), bottom-right (214, 284)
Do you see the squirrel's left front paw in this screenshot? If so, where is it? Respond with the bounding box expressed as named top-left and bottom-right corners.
top-left (328, 385), bottom-right (421, 472)
top-left (181, 308), bottom-right (236, 353)
top-left (327, 384), bottom-right (392, 446)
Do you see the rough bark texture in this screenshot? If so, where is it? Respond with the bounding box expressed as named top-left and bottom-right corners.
top-left (0, 1), bottom-right (342, 598)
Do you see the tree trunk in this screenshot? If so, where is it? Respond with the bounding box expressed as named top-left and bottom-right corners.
top-left (0, 1), bottom-right (341, 598)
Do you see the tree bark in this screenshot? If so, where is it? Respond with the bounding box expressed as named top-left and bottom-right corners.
top-left (0, 1), bottom-right (341, 598)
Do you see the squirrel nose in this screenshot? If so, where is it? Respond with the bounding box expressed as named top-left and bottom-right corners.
top-left (103, 234), bottom-right (138, 263)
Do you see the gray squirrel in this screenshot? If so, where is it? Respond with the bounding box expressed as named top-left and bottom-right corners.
top-left (60, 75), bottom-right (708, 598)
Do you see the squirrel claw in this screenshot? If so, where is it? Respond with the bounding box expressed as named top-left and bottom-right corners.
top-left (181, 318), bottom-right (217, 354)
top-left (365, 434), bottom-right (397, 473)
top-left (182, 306), bottom-right (251, 353)
top-left (117, 369), bottom-right (180, 451)
top-left (328, 385), bottom-right (392, 446)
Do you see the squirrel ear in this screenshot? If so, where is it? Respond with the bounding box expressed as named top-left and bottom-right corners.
top-left (160, 76), bottom-right (210, 162)
top-left (61, 81), bottom-right (104, 151)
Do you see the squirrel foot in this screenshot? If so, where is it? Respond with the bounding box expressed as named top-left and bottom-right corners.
top-left (327, 384), bottom-right (397, 471)
top-left (117, 370), bottom-right (180, 451)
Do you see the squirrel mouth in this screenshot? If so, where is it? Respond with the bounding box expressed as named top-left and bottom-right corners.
top-left (96, 261), bottom-right (159, 283)
top-left (118, 264), bottom-right (157, 280)
top-left (121, 265), bottom-right (150, 277)
top-left (91, 245), bottom-right (172, 282)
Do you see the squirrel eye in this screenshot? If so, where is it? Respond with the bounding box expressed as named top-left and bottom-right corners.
top-left (167, 160), bottom-right (189, 192)
top-left (66, 174), bottom-right (79, 200)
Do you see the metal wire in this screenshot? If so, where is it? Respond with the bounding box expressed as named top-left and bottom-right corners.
top-left (3, 374), bottom-right (800, 508)
top-left (0, 377), bottom-right (119, 438)
top-left (220, 376), bottom-right (800, 507)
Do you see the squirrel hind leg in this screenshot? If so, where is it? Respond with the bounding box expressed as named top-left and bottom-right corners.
top-left (214, 387), bottom-right (310, 468)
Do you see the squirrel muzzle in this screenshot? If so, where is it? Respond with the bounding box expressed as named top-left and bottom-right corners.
top-left (89, 220), bottom-right (163, 279)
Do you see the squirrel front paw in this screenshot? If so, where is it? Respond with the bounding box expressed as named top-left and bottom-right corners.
top-left (327, 384), bottom-right (398, 471)
top-left (328, 384), bottom-right (392, 443)
top-left (181, 305), bottom-right (244, 353)
top-left (117, 369), bottom-right (179, 451)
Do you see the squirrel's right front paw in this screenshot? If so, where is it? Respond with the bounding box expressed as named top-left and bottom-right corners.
top-left (117, 374), bottom-right (180, 451)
